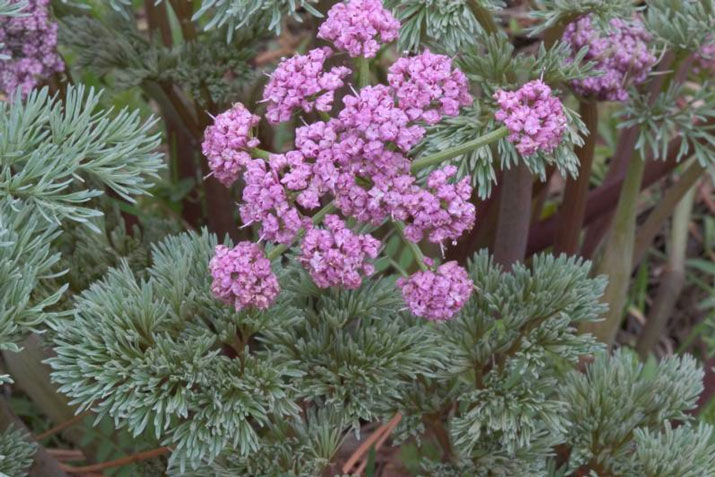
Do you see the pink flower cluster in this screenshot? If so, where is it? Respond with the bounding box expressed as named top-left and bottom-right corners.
top-left (388, 50), bottom-right (473, 124)
top-left (205, 0), bottom-right (481, 319)
top-left (494, 80), bottom-right (567, 157)
top-left (339, 85), bottom-right (426, 154)
top-left (0, 0), bottom-right (64, 96)
top-left (402, 166), bottom-right (475, 245)
top-left (563, 15), bottom-right (656, 102)
top-left (202, 103), bottom-right (260, 187)
top-left (240, 159), bottom-right (309, 245)
top-left (299, 214), bottom-right (379, 289)
top-left (262, 47), bottom-right (351, 124)
top-left (209, 242), bottom-right (280, 311)
top-left (398, 260), bottom-right (473, 321)
top-left (318, 0), bottom-right (400, 58)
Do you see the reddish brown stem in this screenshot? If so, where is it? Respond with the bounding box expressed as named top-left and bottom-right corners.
top-left (554, 101), bottom-right (598, 255)
top-left (144, 0), bottom-right (172, 47)
top-left (531, 165), bottom-right (556, 225)
top-left (527, 148), bottom-right (680, 255)
top-left (168, 0), bottom-right (198, 40)
top-left (494, 163), bottom-right (533, 269)
top-left (695, 356), bottom-right (715, 415)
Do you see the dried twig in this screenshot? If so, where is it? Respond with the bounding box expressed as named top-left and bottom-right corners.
top-left (35, 411), bottom-right (92, 442)
top-left (342, 413), bottom-right (402, 475)
top-left (59, 447), bottom-right (170, 474)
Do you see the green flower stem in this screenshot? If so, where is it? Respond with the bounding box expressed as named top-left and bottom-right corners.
top-left (636, 184), bottom-right (695, 358)
top-left (554, 101), bottom-right (599, 255)
top-left (632, 159), bottom-right (704, 267)
top-left (262, 126), bottom-right (509, 262)
top-left (394, 221), bottom-right (429, 272)
top-left (580, 153), bottom-right (647, 345)
top-left (251, 148), bottom-right (271, 160)
top-left (266, 202), bottom-right (338, 260)
top-left (358, 56), bottom-right (370, 89)
top-left (410, 126), bottom-right (509, 173)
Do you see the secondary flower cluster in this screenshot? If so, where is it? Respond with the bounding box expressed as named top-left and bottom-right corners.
top-left (388, 49), bottom-right (473, 125)
top-left (397, 260), bottom-right (473, 321)
top-left (401, 166), bottom-right (475, 245)
top-left (209, 243), bottom-right (280, 310)
top-left (262, 47), bottom-right (351, 124)
top-left (300, 214), bottom-right (380, 289)
top-left (0, 0), bottom-right (64, 96)
top-left (201, 103), bottom-right (260, 187)
top-left (563, 14), bottom-right (656, 102)
top-left (494, 79), bottom-right (567, 157)
top-left (240, 158), bottom-right (310, 244)
top-left (317, 0), bottom-right (400, 58)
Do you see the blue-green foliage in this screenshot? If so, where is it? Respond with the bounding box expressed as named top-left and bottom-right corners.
top-left (0, 85), bottom-right (163, 227)
top-left (384, 0), bottom-right (504, 54)
top-left (557, 350), bottom-right (712, 475)
top-left (0, 426), bottom-right (36, 477)
top-left (49, 229), bottom-right (441, 472)
top-left (0, 84), bottom-right (163, 355)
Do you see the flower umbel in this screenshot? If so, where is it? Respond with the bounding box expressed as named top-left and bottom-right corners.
top-left (202, 0), bottom-right (496, 321)
top-left (263, 47), bottom-right (351, 124)
top-left (0, 0), bottom-right (64, 96)
top-left (494, 79), bottom-right (567, 157)
top-left (388, 49), bottom-right (473, 124)
top-left (202, 102), bottom-right (261, 187)
top-left (240, 159), bottom-right (309, 245)
top-left (209, 242), bottom-right (280, 311)
top-left (300, 214), bottom-right (380, 289)
top-left (402, 165), bottom-right (476, 245)
top-left (398, 260), bottom-right (473, 321)
top-left (318, 0), bottom-right (400, 58)
top-left (563, 15), bottom-right (656, 102)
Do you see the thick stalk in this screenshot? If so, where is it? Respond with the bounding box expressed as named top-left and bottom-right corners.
top-left (166, 113), bottom-right (203, 229)
top-left (579, 52), bottom-right (675, 256)
top-left (578, 125), bottom-right (641, 257)
top-left (527, 144), bottom-right (681, 255)
top-left (554, 101), bottom-right (598, 255)
top-left (531, 165), bottom-right (556, 224)
top-left (410, 126), bottom-right (509, 173)
top-left (168, 0), bottom-right (198, 40)
top-left (580, 154), bottom-right (647, 345)
top-left (635, 186), bottom-right (695, 358)
top-left (493, 162), bottom-right (533, 269)
top-left (144, 0), bottom-right (172, 47)
top-left (631, 160), bottom-right (704, 268)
